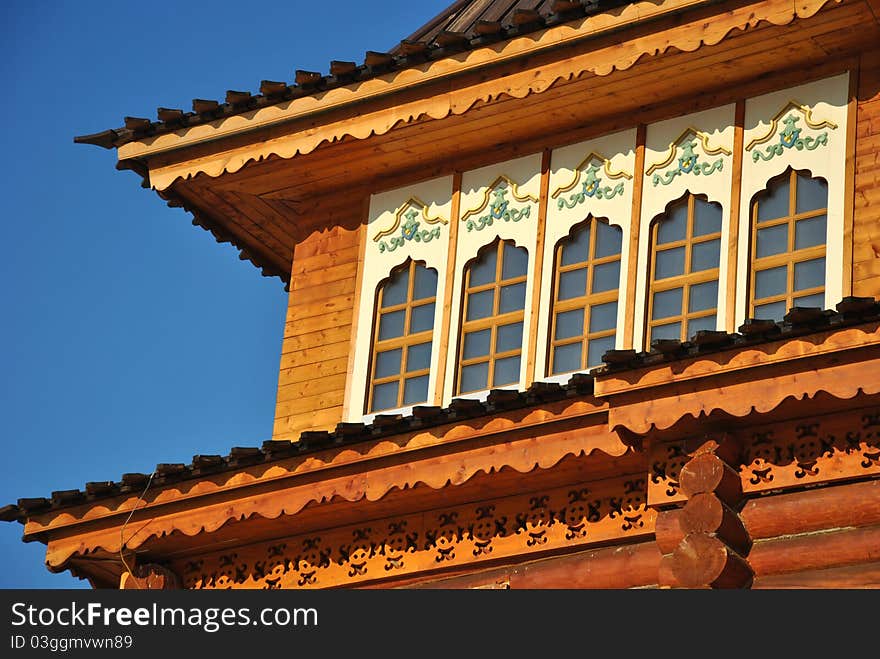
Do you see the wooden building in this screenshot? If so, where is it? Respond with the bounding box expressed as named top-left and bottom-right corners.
top-left (3, 0), bottom-right (880, 589)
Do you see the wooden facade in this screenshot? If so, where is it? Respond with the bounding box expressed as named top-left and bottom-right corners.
top-left (3, 0), bottom-right (880, 589)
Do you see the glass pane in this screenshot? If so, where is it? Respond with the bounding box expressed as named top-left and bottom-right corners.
top-left (592, 261), bottom-right (620, 294)
top-left (595, 221), bottom-right (623, 258)
top-left (693, 199), bottom-right (722, 236)
top-left (655, 246), bottom-right (685, 279)
top-left (406, 342), bottom-right (432, 372)
top-left (410, 303), bottom-right (435, 334)
top-left (463, 329), bottom-right (491, 359)
top-left (496, 322), bottom-right (523, 353)
top-left (652, 288), bottom-right (683, 320)
top-left (794, 292), bottom-right (825, 308)
top-left (375, 348), bottom-right (402, 379)
top-left (757, 177), bottom-right (790, 222)
top-left (657, 203), bottom-right (687, 244)
top-left (552, 343), bottom-right (582, 375)
top-left (689, 280), bottom-right (718, 313)
top-left (756, 224), bottom-right (788, 259)
top-left (403, 375), bottom-right (429, 406)
top-left (796, 175), bottom-right (827, 214)
top-left (587, 335), bottom-right (615, 368)
top-left (499, 282), bottom-right (526, 314)
top-left (555, 309), bottom-right (584, 340)
top-left (460, 362), bottom-right (488, 393)
top-left (502, 243), bottom-right (529, 279)
top-left (378, 310), bottom-right (405, 340)
top-left (371, 381), bottom-right (399, 412)
top-left (381, 269), bottom-right (409, 307)
top-left (469, 248), bottom-right (497, 287)
top-left (686, 315), bottom-right (717, 338)
top-left (794, 257), bottom-right (825, 291)
top-left (753, 300), bottom-right (787, 322)
top-left (651, 321), bottom-right (681, 342)
top-left (412, 265), bottom-right (438, 300)
top-left (755, 266), bottom-right (787, 300)
top-left (560, 227), bottom-right (591, 266)
top-left (691, 239), bottom-right (721, 272)
top-left (794, 215), bottom-right (826, 250)
top-left (589, 301), bottom-right (617, 333)
top-left (492, 355), bottom-right (521, 387)
top-left (558, 268), bottom-right (587, 300)
top-left (466, 289), bottom-right (494, 321)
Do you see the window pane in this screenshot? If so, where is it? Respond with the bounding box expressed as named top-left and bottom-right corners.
top-left (378, 309), bottom-right (405, 340)
top-left (693, 199), bottom-right (722, 236)
top-left (463, 329), bottom-right (491, 359)
top-left (413, 265), bottom-right (438, 300)
top-left (558, 268), bottom-right (587, 300)
top-left (371, 381), bottom-right (399, 412)
top-left (466, 289), bottom-right (495, 321)
top-left (651, 321), bottom-right (681, 342)
top-left (595, 222), bottom-right (623, 258)
top-left (555, 309), bottom-right (584, 341)
top-left (410, 302), bottom-right (435, 333)
top-left (655, 246), bottom-right (685, 279)
top-left (406, 342), bottom-right (432, 372)
top-left (502, 243), bottom-right (529, 279)
top-left (496, 322), bottom-right (523, 353)
top-left (794, 292), bottom-right (825, 308)
top-left (561, 227), bottom-right (591, 266)
top-left (753, 300), bottom-right (786, 322)
top-left (587, 335), bottom-right (615, 368)
top-left (492, 356), bottom-right (521, 387)
top-left (689, 280), bottom-right (718, 313)
top-left (794, 215), bottom-right (826, 250)
top-left (552, 343), bottom-right (582, 374)
top-left (756, 224), bottom-right (788, 258)
top-left (375, 348), bottom-right (402, 378)
top-left (469, 249), bottom-right (497, 287)
top-left (499, 282), bottom-right (526, 313)
top-left (589, 301), bottom-right (617, 333)
top-left (657, 204), bottom-right (687, 244)
top-left (691, 239), bottom-right (721, 272)
top-left (460, 363), bottom-right (488, 393)
top-left (592, 261), bottom-right (620, 294)
top-left (403, 375), bottom-right (429, 406)
top-left (686, 315), bottom-right (717, 338)
top-left (796, 175), bottom-right (827, 214)
top-left (652, 288), bottom-right (683, 320)
top-left (794, 257), bottom-right (825, 291)
top-left (757, 177), bottom-right (790, 222)
top-left (382, 270), bottom-right (409, 307)
top-left (755, 266), bottom-right (787, 300)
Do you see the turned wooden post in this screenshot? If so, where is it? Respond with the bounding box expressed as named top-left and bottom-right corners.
top-left (654, 433), bottom-right (754, 589)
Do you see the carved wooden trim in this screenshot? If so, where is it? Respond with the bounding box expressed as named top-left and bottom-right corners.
top-left (120, 563), bottom-right (180, 590)
top-left (126, 0), bottom-right (844, 191)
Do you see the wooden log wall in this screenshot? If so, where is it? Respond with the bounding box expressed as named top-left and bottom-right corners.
top-left (272, 197), bottom-right (368, 439)
top-left (853, 47), bottom-right (880, 299)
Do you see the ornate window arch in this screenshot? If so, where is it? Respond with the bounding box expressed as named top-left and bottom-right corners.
top-left (366, 259), bottom-right (438, 413)
top-left (547, 216), bottom-right (623, 375)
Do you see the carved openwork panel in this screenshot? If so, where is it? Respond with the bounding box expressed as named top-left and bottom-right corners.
top-left (175, 474), bottom-right (653, 589)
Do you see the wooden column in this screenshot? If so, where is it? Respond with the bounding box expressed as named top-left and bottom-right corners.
top-left (654, 434), bottom-right (754, 589)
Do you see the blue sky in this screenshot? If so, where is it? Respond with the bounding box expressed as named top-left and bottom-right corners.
top-left (1, 0), bottom-right (452, 588)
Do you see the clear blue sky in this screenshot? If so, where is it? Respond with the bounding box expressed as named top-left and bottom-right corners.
top-left (1, 0), bottom-right (452, 588)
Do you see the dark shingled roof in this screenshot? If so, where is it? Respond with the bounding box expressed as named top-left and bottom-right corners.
top-left (74, 1), bottom-right (630, 150)
top-left (2, 296), bottom-right (878, 523)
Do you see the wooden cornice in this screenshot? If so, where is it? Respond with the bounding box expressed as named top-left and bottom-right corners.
top-left (121, 0), bottom-right (845, 192)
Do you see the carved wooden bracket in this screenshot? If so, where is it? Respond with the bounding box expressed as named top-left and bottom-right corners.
top-left (120, 563), bottom-right (181, 590)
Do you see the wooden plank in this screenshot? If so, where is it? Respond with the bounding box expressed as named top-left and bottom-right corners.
top-left (278, 325), bottom-right (353, 352)
top-left (342, 206), bottom-right (369, 420)
top-left (284, 277), bottom-right (357, 308)
top-left (623, 123), bottom-right (646, 350)
top-left (276, 373), bottom-right (348, 403)
top-left (525, 149), bottom-right (551, 385)
top-left (726, 100), bottom-right (745, 332)
top-left (276, 356), bottom-right (351, 386)
top-left (273, 405), bottom-right (345, 438)
top-left (284, 293), bottom-right (355, 324)
top-left (278, 340), bottom-right (351, 368)
top-left (753, 560), bottom-right (880, 588)
top-left (749, 524), bottom-right (880, 577)
top-left (843, 60), bottom-right (861, 298)
top-left (433, 171), bottom-right (462, 406)
top-left (282, 309), bottom-right (354, 339)
top-left (290, 261), bottom-right (359, 290)
top-left (274, 389), bottom-right (346, 419)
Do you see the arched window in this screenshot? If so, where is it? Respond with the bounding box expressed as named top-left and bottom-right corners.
top-left (748, 168), bottom-right (827, 321)
top-left (367, 260), bottom-right (438, 413)
top-left (548, 217), bottom-right (622, 375)
top-left (647, 193), bottom-right (723, 345)
top-left (457, 239), bottom-right (529, 394)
